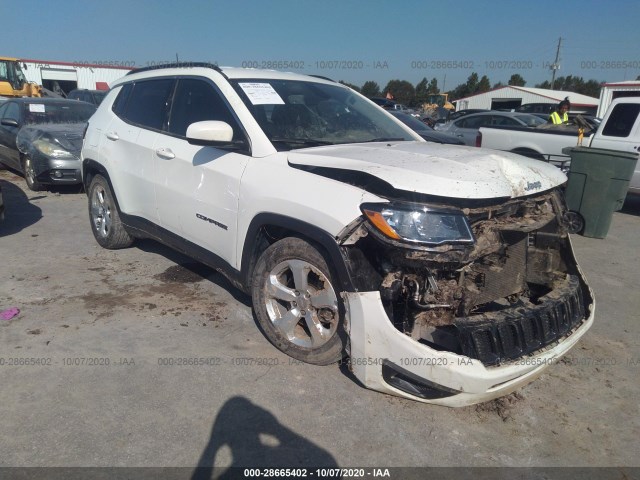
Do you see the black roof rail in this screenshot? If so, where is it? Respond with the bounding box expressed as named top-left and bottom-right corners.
top-left (126, 62), bottom-right (224, 76)
top-left (308, 74), bottom-right (337, 83)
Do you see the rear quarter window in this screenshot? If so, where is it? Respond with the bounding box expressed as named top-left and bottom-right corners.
top-left (119, 79), bottom-right (175, 131)
top-left (112, 83), bottom-right (133, 116)
top-left (602, 104), bottom-right (640, 138)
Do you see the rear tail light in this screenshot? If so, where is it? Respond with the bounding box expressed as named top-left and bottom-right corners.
top-left (475, 131), bottom-right (482, 147)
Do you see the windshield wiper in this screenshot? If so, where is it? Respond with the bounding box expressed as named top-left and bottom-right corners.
top-left (270, 138), bottom-right (334, 147)
top-left (363, 137), bottom-right (406, 143)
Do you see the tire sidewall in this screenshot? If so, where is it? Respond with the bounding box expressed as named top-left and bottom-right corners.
top-left (252, 237), bottom-right (346, 365)
top-left (88, 174), bottom-right (132, 249)
top-left (23, 156), bottom-right (42, 191)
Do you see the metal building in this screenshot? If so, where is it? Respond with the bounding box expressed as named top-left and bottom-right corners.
top-left (597, 80), bottom-right (640, 117)
top-left (20, 58), bottom-right (133, 95)
top-left (453, 86), bottom-right (599, 114)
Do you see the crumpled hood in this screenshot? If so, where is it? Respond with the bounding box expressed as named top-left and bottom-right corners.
top-left (288, 141), bottom-right (567, 199)
top-left (17, 123), bottom-right (86, 157)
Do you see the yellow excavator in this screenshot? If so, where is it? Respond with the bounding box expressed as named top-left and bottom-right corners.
top-left (421, 93), bottom-right (455, 123)
top-left (423, 93), bottom-right (455, 112)
top-left (0, 57), bottom-right (42, 97)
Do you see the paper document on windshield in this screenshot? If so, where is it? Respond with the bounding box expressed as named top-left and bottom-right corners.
top-left (28, 104), bottom-right (46, 113)
top-left (239, 83), bottom-right (285, 105)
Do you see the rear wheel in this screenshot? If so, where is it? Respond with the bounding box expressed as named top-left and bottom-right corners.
top-left (88, 174), bottom-right (133, 249)
top-left (511, 148), bottom-right (546, 161)
top-left (252, 237), bottom-right (345, 365)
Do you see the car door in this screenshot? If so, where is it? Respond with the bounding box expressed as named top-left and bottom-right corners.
top-left (103, 79), bottom-right (175, 223)
top-left (451, 115), bottom-right (491, 145)
top-left (153, 77), bottom-right (250, 266)
top-left (0, 101), bottom-right (22, 169)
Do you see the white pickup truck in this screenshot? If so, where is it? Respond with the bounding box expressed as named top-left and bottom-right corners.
top-left (478, 98), bottom-right (640, 194)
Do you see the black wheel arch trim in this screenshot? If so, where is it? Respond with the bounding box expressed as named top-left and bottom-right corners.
top-left (240, 213), bottom-right (356, 293)
top-left (82, 160), bottom-right (126, 214)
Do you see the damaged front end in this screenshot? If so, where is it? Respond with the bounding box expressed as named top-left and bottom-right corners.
top-left (339, 188), bottom-right (594, 405)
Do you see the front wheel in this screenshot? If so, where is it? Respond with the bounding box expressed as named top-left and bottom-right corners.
top-left (88, 174), bottom-right (133, 249)
top-left (23, 156), bottom-right (43, 191)
top-left (252, 237), bottom-right (346, 365)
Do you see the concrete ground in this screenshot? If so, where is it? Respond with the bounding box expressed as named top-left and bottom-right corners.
top-left (1, 169), bottom-right (639, 471)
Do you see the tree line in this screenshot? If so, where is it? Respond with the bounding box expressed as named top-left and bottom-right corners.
top-left (340, 73), bottom-right (605, 108)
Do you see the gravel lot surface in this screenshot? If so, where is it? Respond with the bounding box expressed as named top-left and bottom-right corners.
top-left (1, 169), bottom-right (639, 472)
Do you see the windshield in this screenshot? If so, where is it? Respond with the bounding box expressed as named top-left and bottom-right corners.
top-left (23, 102), bottom-right (96, 124)
top-left (231, 79), bottom-right (415, 150)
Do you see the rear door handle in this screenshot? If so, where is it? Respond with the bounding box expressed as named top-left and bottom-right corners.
top-left (106, 132), bottom-right (119, 141)
top-left (155, 147), bottom-right (175, 160)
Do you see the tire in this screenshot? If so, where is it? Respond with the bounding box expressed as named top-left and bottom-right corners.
top-left (563, 211), bottom-right (585, 234)
top-left (511, 149), bottom-right (546, 161)
top-left (88, 174), bottom-right (133, 249)
top-left (23, 156), bottom-right (43, 191)
top-left (252, 237), bottom-right (346, 365)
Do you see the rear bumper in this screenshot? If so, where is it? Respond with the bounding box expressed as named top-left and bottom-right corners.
top-left (344, 272), bottom-right (594, 407)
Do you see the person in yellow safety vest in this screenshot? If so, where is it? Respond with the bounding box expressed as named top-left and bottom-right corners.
top-left (549, 98), bottom-right (570, 124)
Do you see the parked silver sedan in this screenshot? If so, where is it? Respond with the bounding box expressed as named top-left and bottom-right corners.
top-left (433, 111), bottom-right (546, 145)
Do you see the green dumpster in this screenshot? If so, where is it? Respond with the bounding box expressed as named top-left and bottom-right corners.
top-left (562, 146), bottom-right (638, 238)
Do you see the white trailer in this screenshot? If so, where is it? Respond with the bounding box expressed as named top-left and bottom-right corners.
top-left (597, 80), bottom-right (640, 118)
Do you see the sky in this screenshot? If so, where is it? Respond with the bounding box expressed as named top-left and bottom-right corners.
top-left (3, 0), bottom-right (640, 91)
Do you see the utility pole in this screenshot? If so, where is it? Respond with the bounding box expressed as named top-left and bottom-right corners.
top-left (550, 37), bottom-right (562, 89)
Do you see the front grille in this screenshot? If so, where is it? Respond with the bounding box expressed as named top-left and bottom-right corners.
top-left (454, 275), bottom-right (586, 366)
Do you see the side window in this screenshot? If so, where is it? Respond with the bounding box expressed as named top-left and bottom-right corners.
top-left (168, 78), bottom-right (240, 138)
top-left (122, 79), bottom-right (175, 131)
top-left (458, 116), bottom-right (485, 129)
top-left (112, 83), bottom-right (133, 116)
top-left (602, 104), bottom-right (640, 138)
top-left (0, 103), bottom-right (8, 118)
top-left (492, 116), bottom-right (518, 126)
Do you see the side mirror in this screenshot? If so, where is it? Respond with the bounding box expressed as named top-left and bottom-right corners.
top-left (186, 121), bottom-right (234, 145)
top-left (1, 119), bottom-right (19, 128)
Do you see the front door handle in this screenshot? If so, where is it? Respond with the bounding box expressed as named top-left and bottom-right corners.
top-left (155, 147), bottom-right (175, 160)
top-left (106, 132), bottom-right (119, 141)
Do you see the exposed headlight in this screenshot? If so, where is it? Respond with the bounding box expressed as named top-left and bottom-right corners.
top-left (32, 139), bottom-right (74, 158)
top-left (361, 203), bottom-right (474, 246)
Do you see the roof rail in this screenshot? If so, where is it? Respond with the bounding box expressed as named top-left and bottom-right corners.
top-left (126, 62), bottom-right (224, 76)
top-left (308, 74), bottom-right (337, 83)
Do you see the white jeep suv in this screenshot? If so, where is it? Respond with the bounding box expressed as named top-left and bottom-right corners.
top-left (81, 63), bottom-right (594, 406)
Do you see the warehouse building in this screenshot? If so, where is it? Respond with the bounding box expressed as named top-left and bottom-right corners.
top-left (453, 86), bottom-right (599, 114)
top-left (20, 58), bottom-right (133, 95)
